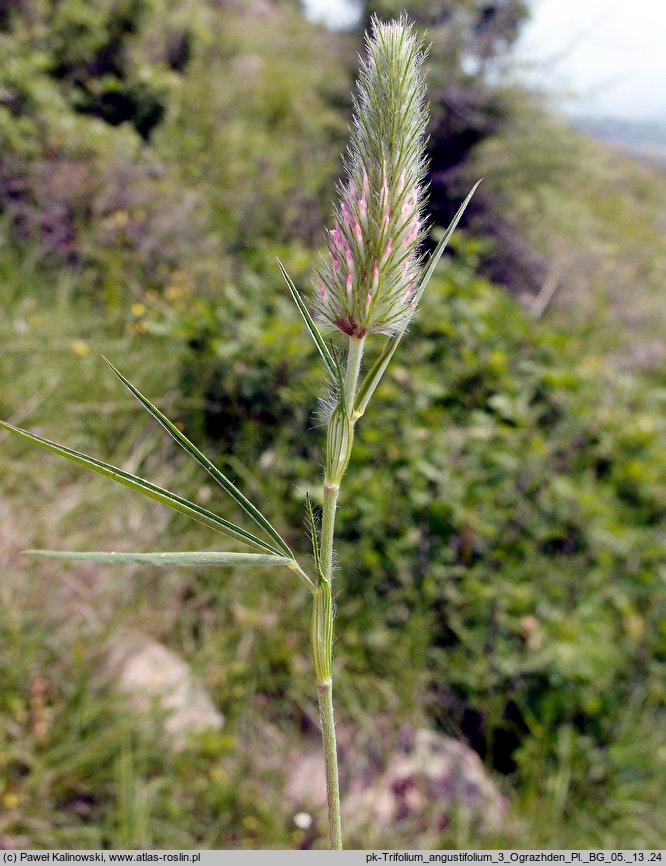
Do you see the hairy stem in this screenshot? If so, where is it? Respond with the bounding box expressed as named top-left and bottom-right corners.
top-left (313, 480), bottom-right (342, 849)
top-left (313, 335), bottom-right (365, 849)
top-left (317, 680), bottom-right (342, 849)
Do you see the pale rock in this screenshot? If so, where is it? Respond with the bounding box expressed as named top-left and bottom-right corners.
top-left (346, 728), bottom-right (507, 834)
top-left (102, 631), bottom-right (224, 748)
top-left (285, 726), bottom-right (506, 836)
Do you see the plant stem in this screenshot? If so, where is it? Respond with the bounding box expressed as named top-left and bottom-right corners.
top-left (312, 490), bottom-right (341, 848)
top-left (317, 679), bottom-right (343, 849)
top-left (312, 335), bottom-right (365, 849)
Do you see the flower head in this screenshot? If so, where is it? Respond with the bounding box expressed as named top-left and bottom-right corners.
top-left (314, 16), bottom-right (429, 338)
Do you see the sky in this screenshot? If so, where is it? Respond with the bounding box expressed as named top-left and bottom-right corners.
top-left (301, 0), bottom-right (666, 122)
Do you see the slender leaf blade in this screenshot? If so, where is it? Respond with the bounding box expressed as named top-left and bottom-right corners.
top-left (353, 335), bottom-right (401, 420)
top-left (0, 420), bottom-right (282, 555)
top-left (276, 258), bottom-right (344, 397)
top-left (101, 357), bottom-right (292, 558)
top-left (26, 550), bottom-right (290, 567)
top-left (354, 180), bottom-right (482, 419)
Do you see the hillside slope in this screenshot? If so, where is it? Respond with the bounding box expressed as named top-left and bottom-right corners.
top-left (465, 105), bottom-right (666, 375)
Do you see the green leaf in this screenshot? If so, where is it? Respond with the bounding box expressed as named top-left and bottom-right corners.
top-left (276, 258), bottom-right (345, 400)
top-left (353, 180), bottom-right (482, 420)
top-left (101, 357), bottom-right (293, 559)
top-left (26, 550), bottom-right (290, 567)
top-left (0, 420), bottom-right (282, 556)
top-left (352, 334), bottom-right (401, 421)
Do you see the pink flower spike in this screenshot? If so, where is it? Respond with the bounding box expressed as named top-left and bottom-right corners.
top-left (402, 191), bottom-right (418, 220)
top-left (311, 18), bottom-right (431, 337)
top-left (380, 179), bottom-right (389, 208)
top-left (333, 224), bottom-right (350, 255)
top-left (372, 260), bottom-right (380, 293)
top-left (405, 217), bottom-right (420, 244)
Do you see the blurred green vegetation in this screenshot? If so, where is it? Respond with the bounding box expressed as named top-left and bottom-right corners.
top-left (1, 0), bottom-right (665, 850)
